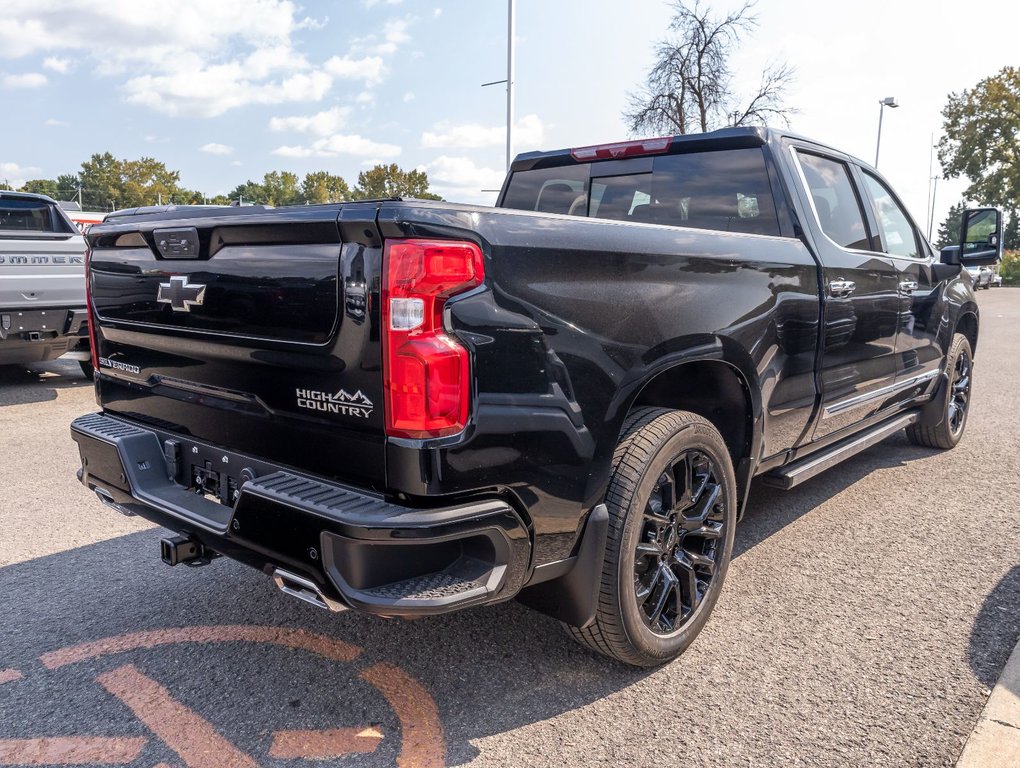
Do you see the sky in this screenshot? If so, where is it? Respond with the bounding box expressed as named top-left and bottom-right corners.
top-left (0, 0), bottom-right (1016, 237)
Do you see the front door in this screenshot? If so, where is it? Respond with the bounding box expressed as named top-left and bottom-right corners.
top-left (789, 148), bottom-right (901, 441)
top-left (856, 169), bottom-right (945, 393)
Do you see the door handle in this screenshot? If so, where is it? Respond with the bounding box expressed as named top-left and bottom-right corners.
top-left (898, 280), bottom-right (918, 293)
top-left (829, 279), bottom-right (856, 298)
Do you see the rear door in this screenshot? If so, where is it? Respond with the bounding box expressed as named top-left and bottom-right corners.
top-left (87, 204), bottom-right (387, 489)
top-left (787, 146), bottom-right (901, 440)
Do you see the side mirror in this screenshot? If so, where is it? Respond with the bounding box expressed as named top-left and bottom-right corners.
top-left (940, 245), bottom-right (961, 265)
top-left (958, 207), bottom-right (1003, 265)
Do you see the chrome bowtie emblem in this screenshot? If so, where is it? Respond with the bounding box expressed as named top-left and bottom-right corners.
top-left (157, 276), bottom-right (206, 313)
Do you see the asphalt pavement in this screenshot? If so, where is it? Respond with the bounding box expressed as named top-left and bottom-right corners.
top-left (1, 289), bottom-right (1018, 767)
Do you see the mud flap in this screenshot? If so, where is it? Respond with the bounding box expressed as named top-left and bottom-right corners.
top-left (516, 504), bottom-right (609, 629)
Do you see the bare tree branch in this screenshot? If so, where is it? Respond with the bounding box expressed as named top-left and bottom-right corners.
top-left (625, 1), bottom-right (795, 136)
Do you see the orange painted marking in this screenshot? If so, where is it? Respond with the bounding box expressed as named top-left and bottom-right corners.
top-left (97, 664), bottom-right (258, 768)
top-left (268, 726), bottom-right (383, 759)
top-left (0, 670), bottom-right (22, 686)
top-left (0, 736), bottom-right (145, 765)
top-left (361, 662), bottom-right (445, 768)
top-left (40, 625), bottom-right (360, 669)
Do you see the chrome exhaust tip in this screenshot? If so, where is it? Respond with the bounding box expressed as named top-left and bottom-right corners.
top-left (93, 486), bottom-right (135, 516)
top-left (271, 568), bottom-right (347, 613)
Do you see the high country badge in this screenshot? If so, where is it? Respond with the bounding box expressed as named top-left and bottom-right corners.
top-left (296, 388), bottom-right (374, 419)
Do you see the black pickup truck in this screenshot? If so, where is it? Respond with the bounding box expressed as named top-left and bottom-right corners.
top-left (71, 127), bottom-right (998, 666)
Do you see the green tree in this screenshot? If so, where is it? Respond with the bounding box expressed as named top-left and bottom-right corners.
top-left (78, 152), bottom-right (124, 209)
top-left (301, 171), bottom-right (351, 203)
top-left (120, 157), bottom-right (181, 206)
top-left (625, 0), bottom-right (794, 135)
top-left (20, 179), bottom-right (60, 196)
top-left (351, 164), bottom-right (442, 200)
top-left (939, 66), bottom-right (1020, 248)
top-left (261, 171), bottom-right (301, 206)
top-left (228, 180), bottom-right (267, 205)
top-left (935, 201), bottom-right (967, 249)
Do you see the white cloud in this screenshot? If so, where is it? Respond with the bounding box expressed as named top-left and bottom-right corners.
top-left (272, 134), bottom-right (401, 159)
top-left (124, 68), bottom-right (332, 118)
top-left (2, 72), bottom-right (46, 89)
top-left (363, 0), bottom-right (403, 6)
top-left (355, 91), bottom-right (375, 106)
top-left (0, 2), bottom-right (394, 118)
top-left (0, 2), bottom-right (414, 118)
top-left (200, 142), bottom-right (235, 156)
top-left (230, 160), bottom-right (243, 166)
top-left (433, 8), bottom-right (443, 18)
top-left (426, 156), bottom-right (504, 192)
top-left (322, 55), bottom-right (385, 85)
top-left (0, 161), bottom-right (42, 188)
top-left (269, 106), bottom-right (350, 136)
top-left (350, 16), bottom-right (412, 57)
top-left (44, 118), bottom-right (68, 127)
top-left (42, 57), bottom-right (70, 73)
top-left (402, 91), bottom-right (415, 102)
top-left (422, 114), bottom-right (544, 150)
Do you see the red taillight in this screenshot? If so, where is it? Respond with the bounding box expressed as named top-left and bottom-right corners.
top-left (382, 239), bottom-right (484, 439)
top-left (570, 137), bottom-right (673, 162)
top-left (84, 246), bottom-right (98, 373)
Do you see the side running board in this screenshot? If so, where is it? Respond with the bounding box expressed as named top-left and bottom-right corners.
top-left (761, 412), bottom-right (920, 490)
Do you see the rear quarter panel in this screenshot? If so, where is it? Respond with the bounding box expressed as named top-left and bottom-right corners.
top-left (378, 203), bottom-right (820, 563)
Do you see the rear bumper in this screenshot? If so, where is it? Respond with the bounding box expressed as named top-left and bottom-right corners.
top-left (70, 412), bottom-right (532, 617)
top-left (0, 307), bottom-right (87, 364)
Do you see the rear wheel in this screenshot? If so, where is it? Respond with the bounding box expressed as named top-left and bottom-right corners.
top-left (78, 360), bottom-right (94, 381)
top-left (564, 408), bottom-right (736, 667)
top-left (906, 333), bottom-right (972, 449)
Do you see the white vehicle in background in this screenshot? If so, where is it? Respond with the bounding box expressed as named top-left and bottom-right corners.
top-left (58, 201), bottom-right (106, 234)
top-left (990, 271), bottom-right (1003, 287)
top-left (965, 264), bottom-right (993, 290)
top-left (0, 191), bottom-right (91, 376)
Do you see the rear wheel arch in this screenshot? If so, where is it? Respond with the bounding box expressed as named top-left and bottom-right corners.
top-left (599, 350), bottom-right (761, 517)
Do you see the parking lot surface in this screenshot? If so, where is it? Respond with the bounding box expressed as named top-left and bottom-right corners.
top-left (1, 290), bottom-right (1018, 767)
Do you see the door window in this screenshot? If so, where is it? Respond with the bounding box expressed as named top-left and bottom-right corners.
top-left (860, 173), bottom-right (920, 258)
top-left (796, 152), bottom-right (871, 251)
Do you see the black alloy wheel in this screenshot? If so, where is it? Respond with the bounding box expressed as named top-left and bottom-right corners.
top-left (634, 450), bottom-right (725, 634)
top-left (564, 407), bottom-right (736, 666)
top-left (906, 332), bottom-right (973, 450)
top-left (948, 345), bottom-right (971, 437)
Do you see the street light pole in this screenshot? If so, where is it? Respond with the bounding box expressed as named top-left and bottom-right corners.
top-left (481, 0), bottom-right (518, 172)
top-left (506, 0), bottom-right (515, 171)
top-left (874, 96), bottom-right (898, 168)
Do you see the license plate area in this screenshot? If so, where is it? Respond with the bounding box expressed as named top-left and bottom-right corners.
top-left (175, 442), bottom-right (246, 508)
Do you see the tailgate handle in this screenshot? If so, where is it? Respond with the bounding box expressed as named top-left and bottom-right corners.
top-left (154, 227), bottom-right (201, 259)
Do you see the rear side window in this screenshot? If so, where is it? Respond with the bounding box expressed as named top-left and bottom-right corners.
top-left (796, 152), bottom-right (871, 251)
top-left (502, 148), bottom-right (782, 236)
top-left (0, 197), bottom-right (65, 233)
top-left (500, 164), bottom-right (588, 216)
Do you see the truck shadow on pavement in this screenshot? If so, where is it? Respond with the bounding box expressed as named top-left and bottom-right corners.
top-left (0, 432), bottom-right (1002, 767)
top-left (0, 359), bottom-right (90, 407)
top-left (968, 565), bottom-right (1020, 694)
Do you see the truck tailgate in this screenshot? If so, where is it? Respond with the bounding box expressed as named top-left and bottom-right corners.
top-left (87, 206), bottom-right (387, 489)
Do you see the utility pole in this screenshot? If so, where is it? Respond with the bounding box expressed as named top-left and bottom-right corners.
top-left (506, 0), bottom-right (515, 171)
top-left (482, 0), bottom-right (517, 172)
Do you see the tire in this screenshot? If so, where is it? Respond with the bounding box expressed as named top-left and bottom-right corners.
top-left (564, 407), bottom-right (737, 666)
top-left (78, 359), bottom-right (95, 381)
top-left (906, 333), bottom-right (973, 450)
